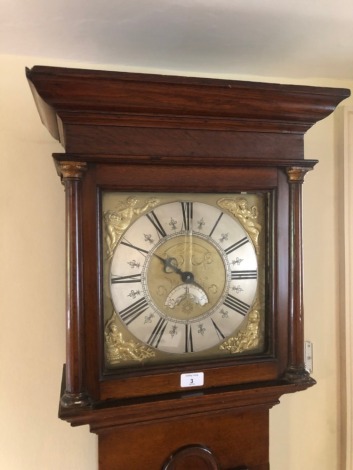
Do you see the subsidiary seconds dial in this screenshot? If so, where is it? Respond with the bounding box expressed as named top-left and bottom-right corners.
top-left (109, 200), bottom-right (258, 354)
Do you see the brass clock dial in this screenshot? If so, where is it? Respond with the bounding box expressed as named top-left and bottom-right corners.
top-left (103, 193), bottom-right (265, 367)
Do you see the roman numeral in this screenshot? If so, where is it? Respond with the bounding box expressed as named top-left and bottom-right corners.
top-left (209, 212), bottom-right (223, 237)
top-left (223, 294), bottom-right (250, 316)
top-left (147, 318), bottom-right (168, 348)
top-left (231, 270), bottom-right (257, 280)
top-left (211, 318), bottom-right (225, 340)
top-left (185, 323), bottom-right (194, 352)
top-left (119, 297), bottom-right (149, 325)
top-left (120, 239), bottom-right (149, 256)
top-left (224, 236), bottom-right (249, 255)
top-left (111, 273), bottom-right (142, 284)
top-left (146, 211), bottom-right (167, 238)
top-left (181, 202), bottom-right (193, 232)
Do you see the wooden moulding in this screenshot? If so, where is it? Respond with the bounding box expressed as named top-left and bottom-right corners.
top-left (26, 65), bottom-right (350, 159)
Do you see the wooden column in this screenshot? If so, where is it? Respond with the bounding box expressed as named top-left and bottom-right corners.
top-left (284, 166), bottom-right (316, 384)
top-left (58, 161), bottom-right (90, 408)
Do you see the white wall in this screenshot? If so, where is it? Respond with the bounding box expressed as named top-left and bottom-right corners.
top-left (1, 54), bottom-right (352, 469)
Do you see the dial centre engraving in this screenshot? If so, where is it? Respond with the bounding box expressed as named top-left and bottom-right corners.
top-left (145, 235), bottom-right (227, 323)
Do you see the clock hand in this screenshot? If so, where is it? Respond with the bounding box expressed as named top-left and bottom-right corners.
top-left (153, 254), bottom-right (196, 284)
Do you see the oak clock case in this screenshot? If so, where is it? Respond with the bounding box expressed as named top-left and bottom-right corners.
top-left (26, 65), bottom-right (350, 470)
top-left (102, 192), bottom-right (267, 370)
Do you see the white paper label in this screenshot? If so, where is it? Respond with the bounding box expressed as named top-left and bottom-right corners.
top-left (180, 372), bottom-right (204, 388)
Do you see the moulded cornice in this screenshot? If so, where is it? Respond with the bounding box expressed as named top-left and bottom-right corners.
top-left (26, 65), bottom-right (350, 151)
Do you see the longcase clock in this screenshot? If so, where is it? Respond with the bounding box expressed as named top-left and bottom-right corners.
top-left (27, 66), bottom-right (349, 470)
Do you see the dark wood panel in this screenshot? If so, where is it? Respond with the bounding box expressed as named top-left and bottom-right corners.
top-left (93, 164), bottom-right (278, 192)
top-left (97, 409), bottom-right (269, 470)
top-left (99, 361), bottom-right (279, 401)
top-left (63, 125), bottom-right (303, 159)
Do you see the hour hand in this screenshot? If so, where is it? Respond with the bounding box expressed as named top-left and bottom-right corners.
top-left (153, 254), bottom-right (179, 274)
top-left (163, 257), bottom-right (179, 274)
top-left (155, 254), bottom-right (202, 287)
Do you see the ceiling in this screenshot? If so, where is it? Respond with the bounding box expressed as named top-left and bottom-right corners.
top-left (1, 0), bottom-right (353, 80)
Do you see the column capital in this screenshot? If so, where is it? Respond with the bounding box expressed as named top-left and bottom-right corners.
top-left (56, 161), bottom-right (87, 180)
top-left (286, 166), bottom-right (312, 183)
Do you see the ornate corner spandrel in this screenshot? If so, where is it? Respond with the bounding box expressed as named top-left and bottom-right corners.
top-left (217, 197), bottom-right (261, 254)
top-left (220, 304), bottom-right (262, 354)
top-left (104, 311), bottom-right (156, 365)
top-left (103, 196), bottom-right (159, 259)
